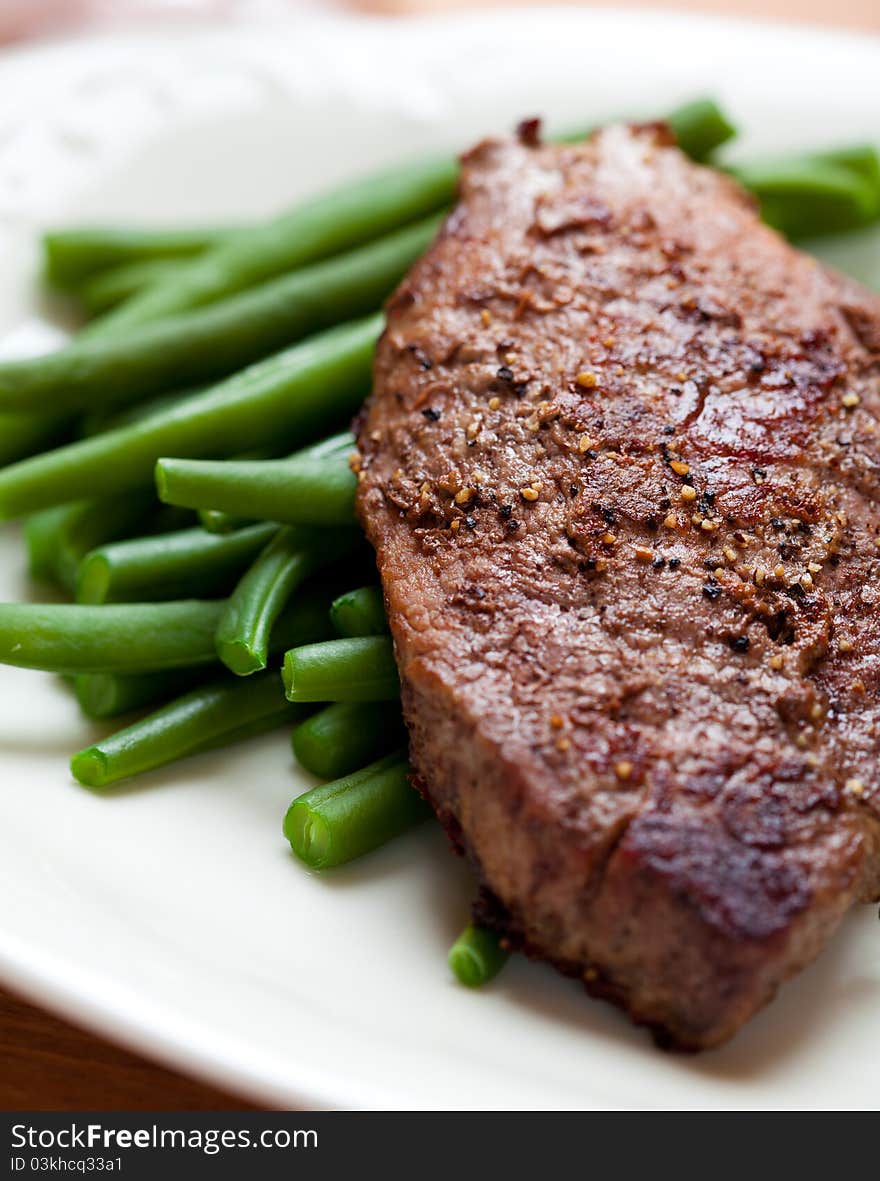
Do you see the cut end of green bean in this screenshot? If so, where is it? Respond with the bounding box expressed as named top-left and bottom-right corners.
top-left (448, 945), bottom-right (486, 989)
top-left (216, 638), bottom-right (265, 676)
top-left (70, 748), bottom-right (110, 789)
top-left (448, 924), bottom-right (510, 989)
top-left (283, 801), bottom-right (333, 869)
top-left (153, 462), bottom-right (172, 504)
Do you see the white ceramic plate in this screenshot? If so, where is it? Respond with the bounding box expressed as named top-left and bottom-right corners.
top-left (1, 7), bottom-right (879, 1111)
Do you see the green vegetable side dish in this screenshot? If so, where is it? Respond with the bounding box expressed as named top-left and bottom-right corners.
top-left (0, 314), bottom-right (381, 518)
top-left (661, 98), bottom-right (736, 163)
top-left (0, 409), bottom-right (75, 468)
top-left (72, 668), bottom-right (207, 721)
top-left (0, 97), bottom-right (874, 998)
top-left (729, 149), bottom-right (880, 240)
top-left (0, 218), bottom-right (438, 415)
top-left (78, 257), bottom-right (192, 317)
top-left (198, 508), bottom-right (252, 535)
top-left (70, 582), bottom-right (339, 721)
top-left (26, 495), bottom-right (161, 592)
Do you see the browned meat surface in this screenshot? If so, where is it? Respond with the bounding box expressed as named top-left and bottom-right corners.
top-left (355, 122), bottom-right (880, 1050)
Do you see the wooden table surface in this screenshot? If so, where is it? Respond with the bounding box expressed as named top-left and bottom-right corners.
top-left (0, 986), bottom-right (253, 1109)
top-left (2, 0), bottom-right (878, 1113)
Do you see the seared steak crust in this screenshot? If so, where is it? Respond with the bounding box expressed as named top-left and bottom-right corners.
top-left (355, 123), bottom-right (880, 1049)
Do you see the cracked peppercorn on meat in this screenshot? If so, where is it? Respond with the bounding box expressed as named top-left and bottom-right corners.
top-left (355, 121), bottom-right (880, 1049)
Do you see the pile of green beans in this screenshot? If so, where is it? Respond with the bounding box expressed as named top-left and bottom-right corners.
top-left (0, 219), bottom-right (437, 415)
top-left (0, 98), bottom-right (875, 992)
top-left (0, 314), bottom-right (381, 517)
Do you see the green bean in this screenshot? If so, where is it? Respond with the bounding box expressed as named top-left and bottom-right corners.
top-left (0, 410), bottom-right (75, 468)
top-left (283, 752), bottom-right (427, 869)
top-left (730, 152), bottom-right (880, 239)
top-left (91, 157), bottom-right (457, 334)
top-left (216, 526), bottom-right (361, 676)
top-left (664, 98), bottom-right (736, 162)
top-left (329, 586), bottom-right (388, 638)
top-left (76, 522), bottom-right (278, 604)
top-left (0, 600), bottom-right (225, 674)
top-left (0, 216), bottom-right (436, 416)
top-left (283, 636), bottom-right (400, 703)
top-left (79, 257), bottom-right (192, 316)
top-left (155, 439), bottom-right (356, 527)
top-left (73, 667), bottom-right (206, 720)
top-left (810, 145), bottom-right (880, 188)
top-left (71, 668), bottom-right (306, 787)
top-left (24, 495), bottom-right (158, 590)
top-left (0, 314), bottom-right (380, 519)
top-left (291, 700), bottom-right (406, 781)
top-left (43, 225), bottom-right (233, 289)
top-left (448, 924), bottom-right (510, 988)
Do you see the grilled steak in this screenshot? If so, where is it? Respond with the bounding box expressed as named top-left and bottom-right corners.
top-left (355, 122), bottom-right (880, 1050)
